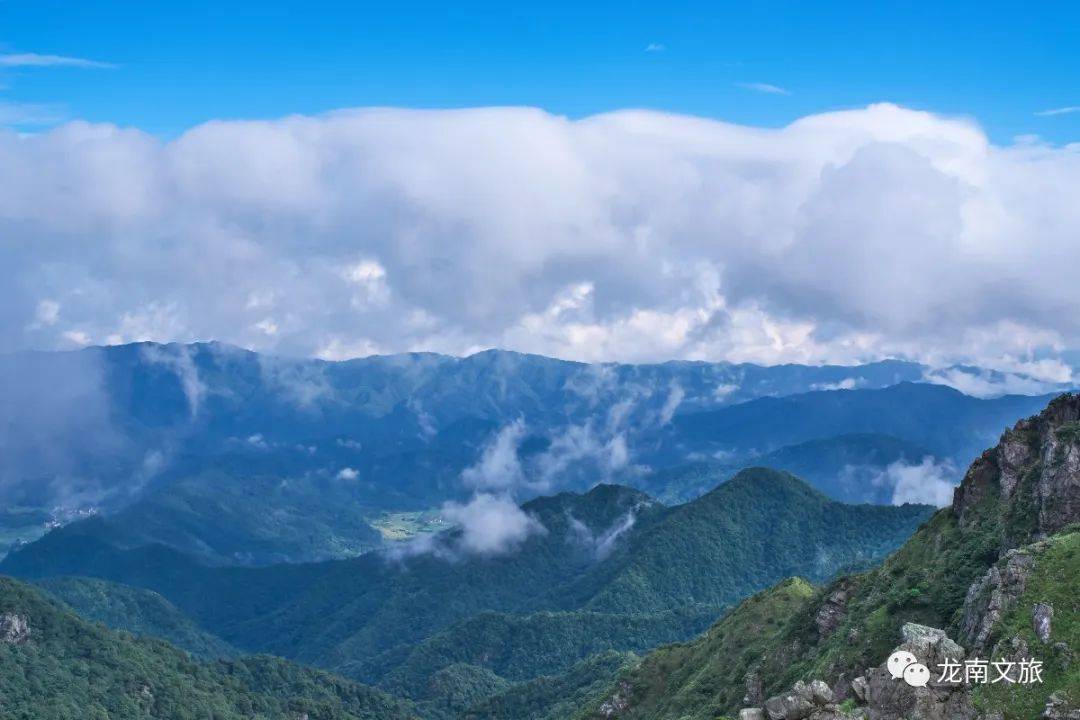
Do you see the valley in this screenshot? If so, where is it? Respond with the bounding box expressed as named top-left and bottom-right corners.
top-left (0, 345), bottom-right (1076, 719)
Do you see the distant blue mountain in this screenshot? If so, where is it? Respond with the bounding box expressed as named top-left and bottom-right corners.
top-left (0, 342), bottom-right (1068, 562)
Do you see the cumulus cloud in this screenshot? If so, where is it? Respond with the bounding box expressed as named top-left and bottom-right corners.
top-left (3, 104), bottom-right (1080, 370)
top-left (440, 492), bottom-right (546, 555)
top-left (336, 467), bottom-right (359, 481)
top-left (885, 457), bottom-right (958, 507)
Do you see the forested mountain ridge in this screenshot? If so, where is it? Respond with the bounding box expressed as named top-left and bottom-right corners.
top-left (0, 576), bottom-right (416, 719)
top-left (2, 342), bottom-right (1064, 563)
top-left (583, 393), bottom-right (1080, 720)
top-left (1, 471), bottom-right (933, 715)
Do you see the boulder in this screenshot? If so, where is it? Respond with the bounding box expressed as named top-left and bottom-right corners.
top-left (809, 680), bottom-right (834, 705)
top-left (739, 709), bottom-right (766, 720)
top-left (1044, 692), bottom-right (1080, 720)
top-left (862, 625), bottom-right (975, 720)
top-left (765, 682), bottom-right (819, 720)
top-left (851, 676), bottom-right (869, 703)
top-left (815, 582), bottom-right (852, 639)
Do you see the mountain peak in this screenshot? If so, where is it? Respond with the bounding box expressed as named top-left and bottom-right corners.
top-left (953, 392), bottom-right (1079, 543)
top-left (708, 466), bottom-right (832, 505)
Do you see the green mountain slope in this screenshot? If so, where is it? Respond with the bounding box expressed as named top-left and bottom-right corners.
top-left (2, 473), bottom-right (933, 712)
top-left (98, 467), bottom-right (385, 565)
top-left (0, 576), bottom-right (415, 720)
top-left (462, 651), bottom-right (637, 720)
top-left (34, 575), bottom-right (237, 659)
top-left (586, 393), bottom-right (1080, 720)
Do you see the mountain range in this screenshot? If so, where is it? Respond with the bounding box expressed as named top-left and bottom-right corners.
top-left (0, 345), bottom-right (1077, 719)
top-left (582, 393), bottom-right (1080, 720)
top-left (1, 468), bottom-right (934, 716)
top-left (0, 343), bottom-right (1065, 563)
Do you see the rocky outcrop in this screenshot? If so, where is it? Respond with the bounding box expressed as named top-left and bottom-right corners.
top-left (955, 394), bottom-right (1080, 540)
top-left (597, 680), bottom-right (632, 718)
top-left (815, 582), bottom-right (852, 640)
top-left (853, 624), bottom-right (974, 720)
top-left (762, 679), bottom-right (844, 720)
top-left (0, 612), bottom-right (30, 644)
top-left (1033, 602), bottom-right (1054, 644)
top-left (1044, 692), bottom-right (1080, 720)
top-left (744, 669), bottom-right (765, 707)
top-left (959, 548), bottom-right (1036, 654)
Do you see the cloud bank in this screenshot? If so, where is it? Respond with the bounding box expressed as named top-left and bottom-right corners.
top-left (4, 104), bottom-right (1080, 371)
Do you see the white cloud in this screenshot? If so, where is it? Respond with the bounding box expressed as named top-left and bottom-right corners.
top-left (33, 299), bottom-right (60, 327)
top-left (735, 82), bottom-right (791, 95)
top-left (440, 492), bottom-right (546, 555)
top-left (811, 377), bottom-right (861, 391)
top-left (0, 53), bottom-right (115, 69)
top-left (461, 420), bottom-right (527, 490)
top-left (1035, 107), bottom-right (1080, 117)
top-left (336, 467), bottom-right (359, 481)
top-left (0, 100), bottom-right (64, 126)
top-left (140, 343), bottom-right (205, 417)
top-left (887, 457), bottom-right (958, 507)
top-left (657, 383), bottom-right (684, 425)
top-left (568, 509), bottom-right (638, 559)
top-left (645, 43), bottom-right (666, 52)
top-left (923, 366), bottom-right (1071, 398)
top-left (3, 104), bottom-right (1080, 371)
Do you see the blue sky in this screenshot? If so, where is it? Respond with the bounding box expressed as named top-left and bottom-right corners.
top-left (4, 1), bottom-right (1080, 376)
top-left (2, 0), bottom-right (1079, 142)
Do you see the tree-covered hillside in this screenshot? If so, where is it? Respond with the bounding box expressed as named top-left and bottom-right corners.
top-left (0, 576), bottom-right (415, 720)
top-left (2, 342), bottom-right (1059, 563)
top-left (584, 393), bottom-right (1080, 720)
top-left (34, 575), bottom-right (237, 659)
top-left (2, 471), bottom-right (933, 712)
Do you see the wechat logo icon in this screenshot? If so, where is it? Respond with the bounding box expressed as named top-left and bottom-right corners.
top-left (887, 651), bottom-right (917, 679)
top-left (903, 663), bottom-right (930, 687)
top-left (887, 650), bottom-right (930, 687)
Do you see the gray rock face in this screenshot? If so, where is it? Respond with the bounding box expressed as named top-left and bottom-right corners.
top-left (809, 680), bottom-right (834, 705)
top-left (765, 686), bottom-right (815, 720)
top-left (1033, 602), bottom-right (1054, 644)
top-left (1044, 692), bottom-right (1080, 720)
top-left (996, 430), bottom-right (1032, 499)
top-left (861, 624), bottom-right (974, 720)
top-left (598, 680), bottom-right (632, 718)
top-left (763, 680), bottom-right (846, 720)
top-left (815, 583), bottom-right (851, 640)
top-left (954, 394), bottom-right (1080, 540)
top-left (959, 549), bottom-right (1036, 654)
top-left (740, 709), bottom-right (767, 720)
top-left (744, 669), bottom-right (765, 707)
top-left (1038, 415), bottom-right (1080, 536)
top-left (0, 613), bottom-right (30, 644)
top-left (851, 676), bottom-right (869, 703)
